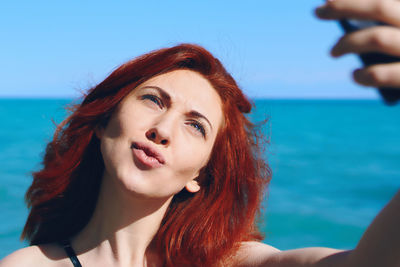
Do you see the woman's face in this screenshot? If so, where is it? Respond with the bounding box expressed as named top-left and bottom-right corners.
top-left (98, 70), bottom-right (224, 199)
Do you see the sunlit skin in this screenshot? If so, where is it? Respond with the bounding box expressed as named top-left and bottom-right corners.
top-left (97, 69), bottom-right (224, 200)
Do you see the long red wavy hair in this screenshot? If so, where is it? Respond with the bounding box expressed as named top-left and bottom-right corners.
top-left (22, 43), bottom-right (271, 266)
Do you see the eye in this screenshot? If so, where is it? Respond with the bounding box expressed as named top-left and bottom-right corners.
top-left (188, 120), bottom-right (206, 137)
top-left (141, 94), bottom-right (163, 108)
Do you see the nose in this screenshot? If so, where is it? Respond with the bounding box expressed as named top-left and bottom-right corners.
top-left (146, 128), bottom-right (169, 145)
top-left (145, 115), bottom-right (174, 146)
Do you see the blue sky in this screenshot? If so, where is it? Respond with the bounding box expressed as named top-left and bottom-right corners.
top-left (0, 0), bottom-right (379, 99)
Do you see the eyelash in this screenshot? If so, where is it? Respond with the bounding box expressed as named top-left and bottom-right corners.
top-left (141, 94), bottom-right (163, 107)
top-left (141, 93), bottom-right (207, 138)
top-left (188, 120), bottom-right (206, 137)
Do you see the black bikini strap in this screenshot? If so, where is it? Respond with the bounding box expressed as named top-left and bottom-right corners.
top-left (60, 240), bottom-right (83, 267)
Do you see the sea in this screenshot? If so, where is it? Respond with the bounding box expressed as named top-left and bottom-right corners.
top-left (0, 98), bottom-right (399, 259)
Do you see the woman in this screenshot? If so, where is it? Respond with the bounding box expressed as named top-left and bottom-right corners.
top-left (1, 0), bottom-right (400, 266)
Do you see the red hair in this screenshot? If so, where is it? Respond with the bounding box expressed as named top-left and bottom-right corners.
top-left (22, 44), bottom-right (271, 266)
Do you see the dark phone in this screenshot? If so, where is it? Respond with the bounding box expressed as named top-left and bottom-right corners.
top-left (339, 19), bottom-right (400, 105)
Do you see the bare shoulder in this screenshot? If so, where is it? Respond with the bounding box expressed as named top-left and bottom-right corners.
top-left (231, 241), bottom-right (280, 266)
top-left (0, 246), bottom-right (43, 267)
top-left (0, 244), bottom-right (69, 267)
top-left (237, 241), bottom-right (280, 254)
top-left (231, 241), bottom-right (350, 267)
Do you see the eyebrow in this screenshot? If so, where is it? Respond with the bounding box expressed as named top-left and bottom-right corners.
top-left (188, 110), bottom-right (213, 131)
top-left (141, 85), bottom-right (171, 104)
top-left (140, 85), bottom-right (213, 131)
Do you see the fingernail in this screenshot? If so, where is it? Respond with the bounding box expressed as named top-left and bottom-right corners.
top-left (315, 0), bottom-right (335, 17)
top-left (315, 6), bottom-right (327, 16)
top-left (330, 39), bottom-right (341, 56)
top-left (315, 5), bottom-right (332, 17)
top-left (353, 68), bottom-right (361, 76)
top-left (353, 68), bottom-right (369, 84)
top-left (330, 45), bottom-right (341, 57)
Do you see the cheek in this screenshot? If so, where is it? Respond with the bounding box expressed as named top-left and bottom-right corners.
top-left (100, 115), bottom-right (137, 175)
top-left (120, 107), bottom-right (157, 134)
top-left (106, 106), bottom-right (152, 142)
top-left (172, 142), bottom-right (213, 179)
top-left (100, 136), bottom-right (127, 176)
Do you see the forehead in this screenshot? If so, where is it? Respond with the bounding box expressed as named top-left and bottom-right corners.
top-left (135, 70), bottom-right (224, 127)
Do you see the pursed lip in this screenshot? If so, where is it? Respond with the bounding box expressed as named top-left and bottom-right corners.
top-left (131, 141), bottom-right (166, 165)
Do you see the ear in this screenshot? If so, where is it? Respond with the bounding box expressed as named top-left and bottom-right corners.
top-left (185, 179), bottom-right (200, 193)
top-left (94, 125), bottom-right (104, 139)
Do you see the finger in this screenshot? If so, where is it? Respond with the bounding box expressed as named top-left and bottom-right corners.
top-left (353, 62), bottom-right (400, 88)
top-left (331, 26), bottom-right (400, 57)
top-left (315, 0), bottom-right (400, 27)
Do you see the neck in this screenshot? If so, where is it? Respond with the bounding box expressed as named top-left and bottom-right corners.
top-left (72, 172), bottom-right (172, 267)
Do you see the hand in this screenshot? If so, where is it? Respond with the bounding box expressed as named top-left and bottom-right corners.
top-left (315, 0), bottom-right (400, 89)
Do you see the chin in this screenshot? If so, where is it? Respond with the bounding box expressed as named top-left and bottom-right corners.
top-left (113, 174), bottom-right (173, 200)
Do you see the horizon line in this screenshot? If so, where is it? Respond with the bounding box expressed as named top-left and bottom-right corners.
top-left (0, 95), bottom-right (380, 101)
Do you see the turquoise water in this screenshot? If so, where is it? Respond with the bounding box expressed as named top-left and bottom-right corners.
top-left (1, 98), bottom-right (399, 258)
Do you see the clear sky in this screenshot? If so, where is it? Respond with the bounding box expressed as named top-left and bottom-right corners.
top-left (0, 0), bottom-right (379, 99)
